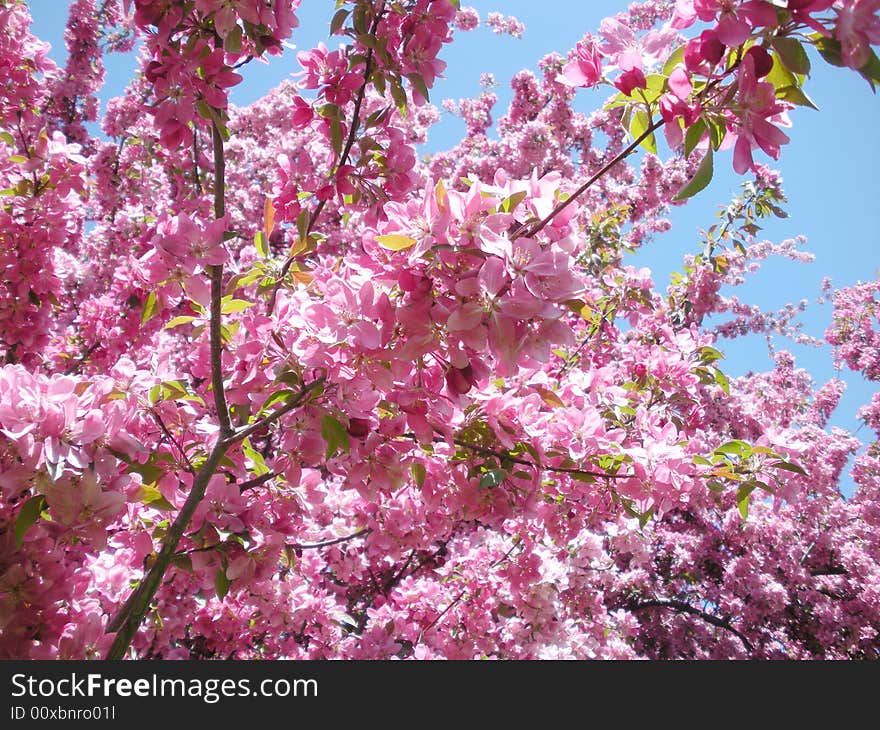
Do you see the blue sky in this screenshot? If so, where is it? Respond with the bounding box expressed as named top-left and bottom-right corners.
top-left (27, 1), bottom-right (879, 461)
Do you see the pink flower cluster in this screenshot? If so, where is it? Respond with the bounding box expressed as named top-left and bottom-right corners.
top-left (0, 0), bottom-right (878, 661)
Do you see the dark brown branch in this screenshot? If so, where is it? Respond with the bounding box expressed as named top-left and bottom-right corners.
top-left (406, 434), bottom-right (633, 481)
top-left (237, 470), bottom-right (277, 493)
top-left (288, 527), bottom-right (372, 551)
top-left (419, 590), bottom-right (466, 638)
top-left (810, 566), bottom-right (848, 577)
top-left (192, 128), bottom-right (203, 195)
top-left (208, 121), bottom-right (233, 437)
top-left (512, 116), bottom-right (665, 240)
top-left (105, 118), bottom-right (241, 659)
top-left (150, 408), bottom-right (196, 474)
top-left (268, 5), bottom-right (385, 315)
top-left (220, 377), bottom-right (325, 449)
top-left (628, 598), bottom-right (754, 654)
top-left (63, 342), bottom-right (99, 375)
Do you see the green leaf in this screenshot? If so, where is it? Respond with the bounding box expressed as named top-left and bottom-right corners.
top-left (766, 49), bottom-right (799, 96)
top-left (673, 147), bottom-right (713, 201)
top-left (698, 345), bottom-right (725, 363)
top-left (771, 38), bottom-right (810, 75)
top-left (258, 388), bottom-right (297, 415)
top-left (15, 495), bottom-right (47, 548)
top-left (136, 484), bottom-right (175, 511)
top-left (410, 462), bottom-right (426, 487)
top-left (713, 367), bottom-right (730, 395)
top-left (124, 460), bottom-right (166, 486)
top-left (321, 414), bottom-right (350, 459)
top-left (768, 460), bottom-right (808, 476)
top-left (630, 109), bottom-right (657, 154)
top-left (164, 315), bottom-right (197, 330)
top-left (330, 117), bottom-right (343, 156)
top-left (224, 23), bottom-right (242, 54)
top-left (751, 445), bottom-right (780, 456)
top-left (714, 439), bottom-right (752, 458)
top-left (684, 118), bottom-right (707, 158)
top-left (857, 48), bottom-right (880, 90)
top-left (375, 234), bottom-right (416, 251)
top-left (389, 78), bottom-right (407, 114)
top-left (479, 469), bottom-right (505, 490)
top-left (736, 483), bottom-right (756, 520)
top-left (254, 230), bottom-right (269, 258)
top-left (406, 73), bottom-right (429, 102)
top-left (148, 379), bottom-right (191, 405)
top-left (220, 297), bottom-right (255, 315)
top-left (641, 74), bottom-right (667, 105)
top-left (329, 7), bottom-right (349, 35)
top-left (813, 36), bottom-right (846, 68)
top-left (499, 190), bottom-right (527, 213)
top-left (0, 131), bottom-right (15, 146)
top-left (777, 85), bottom-right (819, 109)
top-left (140, 291), bottom-right (158, 325)
top-left (317, 103), bottom-right (341, 119)
top-left (214, 567), bottom-right (230, 601)
top-left (662, 45), bottom-right (685, 77)
top-left (707, 117), bottom-right (726, 150)
top-left (242, 438), bottom-right (270, 476)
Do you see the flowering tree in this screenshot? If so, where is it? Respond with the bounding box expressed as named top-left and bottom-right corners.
top-left (0, 0), bottom-right (878, 660)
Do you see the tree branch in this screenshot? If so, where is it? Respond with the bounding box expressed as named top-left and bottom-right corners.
top-left (150, 408), bottom-right (195, 474)
top-left (512, 116), bottom-right (665, 240)
top-left (209, 121), bottom-right (233, 436)
top-left (398, 433), bottom-right (633, 481)
top-left (267, 5), bottom-right (385, 315)
top-left (105, 442), bottom-right (228, 658)
top-left (220, 376), bottom-right (325, 449)
top-left (237, 470), bottom-right (277, 493)
top-left (288, 527), bottom-right (372, 551)
top-left (627, 597), bottom-right (754, 654)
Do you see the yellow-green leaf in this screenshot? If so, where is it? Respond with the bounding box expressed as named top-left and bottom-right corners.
top-left (165, 315), bottom-right (197, 330)
top-left (673, 147), bottom-right (713, 201)
top-left (220, 297), bottom-right (255, 314)
top-left (15, 495), bottom-right (47, 548)
top-left (375, 234), bottom-right (416, 251)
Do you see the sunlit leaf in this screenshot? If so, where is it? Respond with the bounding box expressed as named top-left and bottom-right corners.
top-left (321, 414), bottom-right (350, 459)
top-left (15, 495), bottom-right (47, 548)
top-left (772, 38), bottom-right (810, 75)
top-left (479, 469), bottom-right (505, 489)
top-left (375, 234), bottom-right (417, 251)
top-left (674, 147), bottom-right (713, 201)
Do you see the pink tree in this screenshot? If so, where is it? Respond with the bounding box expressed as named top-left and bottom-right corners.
top-left (0, 0), bottom-right (878, 659)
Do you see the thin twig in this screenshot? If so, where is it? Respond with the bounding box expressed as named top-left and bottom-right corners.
top-left (209, 121), bottom-right (232, 436)
top-left (220, 377), bottom-right (325, 449)
top-left (288, 527), bottom-right (372, 551)
top-left (418, 590), bottom-right (466, 639)
top-left (267, 4), bottom-right (385, 315)
top-left (237, 471), bottom-right (277, 493)
top-left (512, 117), bottom-right (665, 240)
top-left (150, 408), bottom-right (196, 474)
top-left (403, 434), bottom-right (633, 481)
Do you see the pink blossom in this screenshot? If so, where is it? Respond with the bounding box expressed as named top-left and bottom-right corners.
top-left (731, 54), bottom-right (791, 173)
top-left (560, 41), bottom-right (603, 88)
top-left (835, 0), bottom-right (880, 68)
